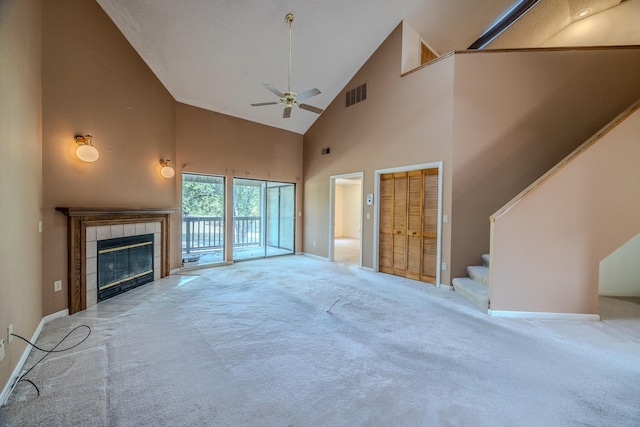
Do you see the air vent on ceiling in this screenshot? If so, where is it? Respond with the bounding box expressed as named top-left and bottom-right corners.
top-left (346, 83), bottom-right (367, 108)
top-left (321, 147), bottom-right (331, 155)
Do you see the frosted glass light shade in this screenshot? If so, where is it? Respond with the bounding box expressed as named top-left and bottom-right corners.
top-left (161, 165), bottom-right (175, 178)
top-left (76, 143), bottom-right (100, 162)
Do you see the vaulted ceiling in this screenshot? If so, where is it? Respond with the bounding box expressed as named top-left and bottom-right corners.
top-left (96, 0), bottom-right (627, 134)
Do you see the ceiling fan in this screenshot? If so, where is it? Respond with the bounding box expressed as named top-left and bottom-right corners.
top-left (251, 13), bottom-right (324, 119)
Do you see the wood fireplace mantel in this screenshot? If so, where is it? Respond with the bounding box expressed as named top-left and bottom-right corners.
top-left (56, 207), bottom-right (177, 314)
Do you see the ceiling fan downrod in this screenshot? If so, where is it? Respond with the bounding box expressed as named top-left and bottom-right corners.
top-left (286, 13), bottom-right (294, 94)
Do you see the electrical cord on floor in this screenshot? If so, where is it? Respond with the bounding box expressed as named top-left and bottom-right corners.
top-left (9, 325), bottom-right (91, 397)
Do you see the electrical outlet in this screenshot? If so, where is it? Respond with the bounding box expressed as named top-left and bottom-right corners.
top-left (442, 262), bottom-right (447, 271)
top-left (8, 324), bottom-right (13, 344)
top-left (0, 338), bottom-right (5, 362)
top-left (54, 280), bottom-right (62, 292)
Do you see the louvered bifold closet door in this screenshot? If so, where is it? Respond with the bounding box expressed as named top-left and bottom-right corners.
top-left (378, 168), bottom-right (439, 284)
top-left (378, 173), bottom-right (394, 274)
top-left (422, 168), bottom-right (438, 283)
top-left (392, 173), bottom-right (408, 276)
top-left (405, 170), bottom-right (423, 280)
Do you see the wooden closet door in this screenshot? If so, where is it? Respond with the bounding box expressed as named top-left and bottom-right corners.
top-left (378, 167), bottom-right (439, 284)
top-left (421, 169), bottom-right (438, 283)
top-left (392, 172), bottom-right (408, 276)
top-left (405, 170), bottom-right (423, 280)
top-left (378, 173), bottom-right (394, 274)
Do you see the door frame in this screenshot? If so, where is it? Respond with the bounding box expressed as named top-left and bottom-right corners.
top-left (373, 162), bottom-right (443, 286)
top-left (329, 172), bottom-right (364, 267)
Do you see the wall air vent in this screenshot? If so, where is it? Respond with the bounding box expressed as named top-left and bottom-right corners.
top-left (346, 83), bottom-right (367, 108)
top-left (321, 147), bottom-right (331, 155)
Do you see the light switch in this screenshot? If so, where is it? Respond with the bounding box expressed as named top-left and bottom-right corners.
top-left (366, 193), bottom-right (373, 205)
top-left (366, 213), bottom-right (370, 219)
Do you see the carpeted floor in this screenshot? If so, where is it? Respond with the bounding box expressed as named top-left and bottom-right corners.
top-left (1, 255), bottom-right (639, 426)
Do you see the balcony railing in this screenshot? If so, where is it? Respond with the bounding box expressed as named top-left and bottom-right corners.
top-left (182, 216), bottom-right (261, 254)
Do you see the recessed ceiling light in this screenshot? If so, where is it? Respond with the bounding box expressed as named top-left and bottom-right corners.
top-left (577, 8), bottom-right (592, 18)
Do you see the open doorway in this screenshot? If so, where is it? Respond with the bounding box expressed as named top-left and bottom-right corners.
top-left (330, 173), bottom-right (363, 266)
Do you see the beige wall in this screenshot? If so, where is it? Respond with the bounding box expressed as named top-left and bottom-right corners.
top-left (0, 0), bottom-right (43, 395)
top-left (41, 0), bottom-right (177, 315)
top-left (335, 183), bottom-right (361, 239)
top-left (304, 22), bottom-right (640, 287)
top-left (334, 185), bottom-right (344, 238)
top-left (304, 24), bottom-right (455, 283)
top-left (451, 48), bottom-right (640, 280)
top-left (490, 104), bottom-right (640, 314)
top-left (341, 183), bottom-right (362, 239)
top-left (175, 103), bottom-right (304, 261)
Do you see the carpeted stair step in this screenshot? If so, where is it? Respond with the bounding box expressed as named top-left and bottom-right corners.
top-left (452, 277), bottom-right (489, 311)
top-left (482, 253), bottom-right (490, 268)
top-left (467, 265), bottom-right (489, 287)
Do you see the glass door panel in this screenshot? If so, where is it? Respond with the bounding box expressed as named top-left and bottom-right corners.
top-left (233, 178), bottom-right (295, 260)
top-left (181, 173), bottom-right (225, 267)
top-left (233, 178), bottom-right (265, 260)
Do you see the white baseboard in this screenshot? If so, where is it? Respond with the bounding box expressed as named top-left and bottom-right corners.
top-left (1, 309), bottom-right (69, 406)
top-left (488, 309), bottom-right (600, 321)
top-left (438, 283), bottom-right (453, 290)
top-left (302, 253), bottom-right (329, 261)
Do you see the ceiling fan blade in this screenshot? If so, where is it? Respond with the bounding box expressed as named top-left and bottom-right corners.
top-left (299, 103), bottom-right (324, 114)
top-left (251, 101), bottom-right (280, 107)
top-left (296, 88), bottom-right (321, 101)
top-left (283, 106), bottom-right (292, 118)
top-left (264, 84), bottom-right (285, 98)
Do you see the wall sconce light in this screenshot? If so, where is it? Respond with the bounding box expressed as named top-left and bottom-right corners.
top-left (74, 133), bottom-right (99, 162)
top-left (160, 159), bottom-right (175, 178)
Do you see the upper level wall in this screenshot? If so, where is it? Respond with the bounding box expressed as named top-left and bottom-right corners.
top-left (42, 0), bottom-right (177, 315)
top-left (490, 102), bottom-right (640, 314)
top-left (450, 47), bottom-right (640, 281)
top-left (0, 0), bottom-right (43, 396)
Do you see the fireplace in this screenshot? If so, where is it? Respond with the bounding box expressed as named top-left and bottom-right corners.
top-left (97, 233), bottom-right (155, 301)
top-left (57, 208), bottom-right (175, 314)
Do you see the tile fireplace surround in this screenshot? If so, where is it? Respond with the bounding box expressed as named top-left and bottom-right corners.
top-left (57, 208), bottom-right (174, 314)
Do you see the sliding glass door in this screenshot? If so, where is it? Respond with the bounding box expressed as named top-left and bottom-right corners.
top-left (233, 178), bottom-right (295, 260)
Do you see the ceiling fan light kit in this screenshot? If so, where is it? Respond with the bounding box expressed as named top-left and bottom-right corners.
top-left (250, 13), bottom-right (324, 119)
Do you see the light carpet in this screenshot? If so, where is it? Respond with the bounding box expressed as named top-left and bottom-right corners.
top-left (1, 255), bottom-right (639, 426)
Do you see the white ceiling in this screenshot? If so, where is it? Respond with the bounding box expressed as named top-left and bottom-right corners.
top-left (96, 0), bottom-right (625, 135)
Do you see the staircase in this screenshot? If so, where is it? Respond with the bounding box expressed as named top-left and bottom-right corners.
top-left (452, 254), bottom-right (490, 311)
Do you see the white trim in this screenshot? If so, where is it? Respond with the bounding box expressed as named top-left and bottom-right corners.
top-left (1, 309), bottom-right (69, 406)
top-left (302, 252), bottom-right (329, 261)
top-left (438, 284), bottom-right (453, 291)
top-left (329, 172), bottom-right (364, 268)
top-left (373, 162), bottom-right (443, 288)
top-left (178, 260), bottom-right (233, 273)
top-left (488, 310), bottom-right (600, 321)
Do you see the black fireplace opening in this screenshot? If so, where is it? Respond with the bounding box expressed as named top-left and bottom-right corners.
top-left (97, 233), bottom-right (154, 302)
